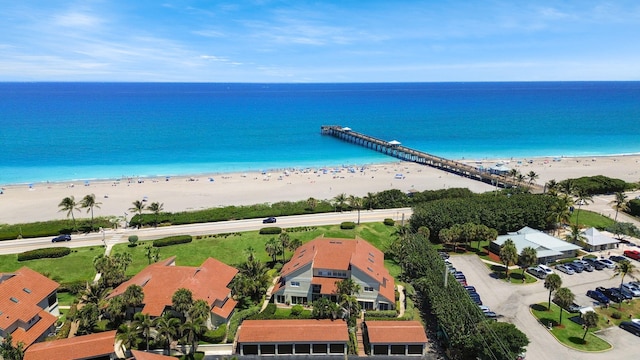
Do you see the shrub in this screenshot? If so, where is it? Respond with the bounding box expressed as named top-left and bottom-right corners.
top-left (128, 235), bottom-right (139, 246)
top-left (612, 312), bottom-right (622, 319)
top-left (263, 303), bottom-right (277, 316)
top-left (227, 306), bottom-right (261, 342)
top-left (629, 199), bottom-right (640, 217)
top-left (202, 324), bottom-right (227, 343)
top-left (383, 218), bottom-right (395, 226)
top-left (340, 221), bottom-right (356, 229)
top-left (18, 247), bottom-right (71, 261)
top-left (152, 235), bottom-right (192, 247)
top-left (59, 280), bottom-right (88, 295)
top-left (290, 305), bottom-right (304, 316)
top-left (364, 310), bottom-right (397, 319)
top-left (259, 227), bottom-right (282, 235)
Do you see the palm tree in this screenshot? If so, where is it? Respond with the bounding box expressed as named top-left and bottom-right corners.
top-left (610, 191), bottom-right (629, 224)
top-left (544, 274), bottom-right (562, 310)
top-left (564, 224), bottom-right (586, 245)
top-left (553, 287), bottom-right (575, 325)
top-left (499, 238), bottom-right (518, 279)
top-left (147, 202), bottom-right (164, 228)
top-left (265, 237), bottom-right (282, 262)
top-left (558, 179), bottom-right (575, 196)
top-left (58, 196), bottom-right (80, 230)
top-left (288, 238), bottom-right (302, 253)
top-left (348, 195), bottom-right (364, 224)
top-left (364, 192), bottom-right (376, 210)
top-left (180, 317), bottom-right (206, 356)
top-left (117, 323), bottom-right (139, 355)
top-left (548, 194), bottom-right (573, 235)
top-left (582, 311), bottom-right (599, 340)
top-left (508, 168), bottom-right (519, 182)
top-left (333, 193), bottom-right (347, 212)
top-left (573, 189), bottom-right (593, 226)
top-left (516, 173), bottom-right (526, 186)
top-left (76, 302), bottom-right (99, 335)
top-left (0, 333), bottom-right (25, 360)
top-left (306, 197), bottom-right (317, 211)
top-left (154, 313), bottom-right (180, 355)
top-left (519, 247), bottom-right (537, 277)
top-left (133, 312), bottom-right (154, 351)
top-left (81, 282), bottom-right (110, 308)
top-left (279, 232), bottom-right (291, 262)
top-left (188, 299), bottom-right (211, 323)
top-left (438, 228), bottom-right (454, 252)
top-left (106, 296), bottom-right (127, 328)
top-left (545, 179), bottom-right (558, 195)
top-left (80, 194), bottom-right (101, 231)
top-left (612, 260), bottom-right (637, 308)
top-left (123, 284), bottom-right (145, 313)
top-left (129, 200), bottom-right (146, 229)
top-left (526, 171), bottom-right (539, 186)
top-left (172, 288), bottom-right (194, 319)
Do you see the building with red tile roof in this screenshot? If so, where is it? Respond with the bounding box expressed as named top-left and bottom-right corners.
top-left (365, 320), bottom-right (428, 356)
top-left (237, 319), bottom-right (348, 356)
top-left (24, 330), bottom-right (116, 360)
top-left (0, 267), bottom-right (60, 348)
top-left (107, 256), bottom-right (237, 327)
top-left (130, 349), bottom-right (176, 359)
top-left (272, 237), bottom-right (395, 311)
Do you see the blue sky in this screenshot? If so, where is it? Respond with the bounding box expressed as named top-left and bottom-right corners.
top-left (1, 0), bottom-right (639, 82)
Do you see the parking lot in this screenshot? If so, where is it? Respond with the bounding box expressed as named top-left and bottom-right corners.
top-left (449, 255), bottom-right (639, 360)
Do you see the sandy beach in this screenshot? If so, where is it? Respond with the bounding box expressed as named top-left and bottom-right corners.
top-left (1, 155), bottom-right (639, 225)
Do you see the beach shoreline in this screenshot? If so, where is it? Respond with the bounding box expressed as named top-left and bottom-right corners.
top-left (1, 154), bottom-right (639, 225)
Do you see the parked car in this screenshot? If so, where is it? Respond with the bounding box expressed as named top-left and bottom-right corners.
top-left (598, 258), bottom-right (616, 269)
top-left (574, 260), bottom-right (593, 272)
top-left (469, 293), bottom-right (482, 305)
top-left (555, 264), bottom-right (575, 275)
top-left (526, 267), bottom-right (546, 279)
top-left (438, 251), bottom-right (450, 260)
top-left (262, 217), bottom-right (277, 224)
top-left (586, 289), bottom-right (610, 304)
top-left (621, 283), bottom-right (640, 297)
top-left (596, 286), bottom-right (624, 303)
top-left (453, 271), bottom-right (466, 279)
top-left (484, 311), bottom-right (498, 320)
top-left (566, 262), bottom-right (584, 273)
top-left (582, 258), bottom-right (605, 270)
top-left (609, 255), bottom-right (628, 263)
top-left (52, 234), bottom-right (71, 242)
top-left (479, 305), bottom-right (491, 313)
top-left (464, 286), bottom-right (476, 293)
top-left (623, 250), bottom-right (640, 260)
top-left (629, 281), bottom-right (640, 288)
top-left (619, 287), bottom-right (636, 300)
top-left (537, 264), bottom-right (554, 276)
top-left (619, 321), bottom-right (640, 336)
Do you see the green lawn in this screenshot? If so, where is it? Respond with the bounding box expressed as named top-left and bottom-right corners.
top-left (594, 300), bottom-right (640, 328)
top-left (0, 246), bottom-right (103, 284)
top-left (485, 263), bottom-right (537, 284)
top-left (57, 291), bottom-right (78, 306)
top-left (570, 209), bottom-right (615, 228)
top-left (531, 303), bottom-right (612, 352)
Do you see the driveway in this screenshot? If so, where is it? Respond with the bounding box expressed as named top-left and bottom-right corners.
top-left (450, 255), bottom-right (638, 360)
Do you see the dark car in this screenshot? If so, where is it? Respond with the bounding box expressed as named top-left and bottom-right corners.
top-left (262, 217), bottom-right (277, 224)
top-left (596, 286), bottom-right (624, 303)
top-left (438, 251), bottom-right (450, 260)
top-left (586, 290), bottom-right (610, 304)
top-left (566, 262), bottom-right (584, 273)
top-left (575, 260), bottom-right (594, 272)
top-left (619, 321), bottom-right (640, 336)
top-left (464, 286), bottom-right (476, 293)
top-left (582, 258), bottom-right (605, 270)
top-left (609, 255), bottom-right (628, 263)
top-left (469, 293), bottom-right (482, 305)
top-left (52, 234), bottom-right (71, 242)
top-left (484, 311), bottom-right (498, 320)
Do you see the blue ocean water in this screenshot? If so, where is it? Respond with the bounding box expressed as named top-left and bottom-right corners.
top-left (1, 82), bottom-right (640, 185)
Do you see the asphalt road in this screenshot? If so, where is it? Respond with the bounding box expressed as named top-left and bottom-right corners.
top-left (0, 208), bottom-right (413, 255)
top-left (450, 255), bottom-right (639, 360)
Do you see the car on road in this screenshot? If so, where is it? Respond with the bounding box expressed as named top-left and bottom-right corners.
top-left (574, 260), bottom-right (593, 272)
top-left (586, 289), bottom-right (610, 304)
top-left (566, 262), bottom-right (584, 273)
top-left (619, 321), bottom-right (640, 336)
top-left (555, 264), bottom-right (575, 275)
top-left (526, 267), bottom-right (547, 279)
top-left (582, 258), bottom-right (605, 270)
top-left (596, 286), bottom-right (624, 303)
top-left (609, 255), bottom-right (628, 263)
top-left (598, 258), bottom-right (616, 269)
top-left (537, 264), bottom-right (554, 276)
top-left (623, 250), bottom-right (640, 260)
top-left (52, 234), bottom-right (71, 242)
top-left (262, 217), bottom-right (277, 224)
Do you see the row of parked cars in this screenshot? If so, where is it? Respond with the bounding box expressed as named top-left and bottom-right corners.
top-left (440, 252), bottom-right (497, 321)
top-left (586, 282), bottom-right (640, 304)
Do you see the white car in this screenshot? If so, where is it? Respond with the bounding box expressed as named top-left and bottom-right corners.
top-left (555, 264), bottom-right (575, 275)
top-left (622, 283), bottom-right (640, 297)
top-left (537, 264), bottom-right (554, 276)
top-left (598, 258), bottom-right (616, 269)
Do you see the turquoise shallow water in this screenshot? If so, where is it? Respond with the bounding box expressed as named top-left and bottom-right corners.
top-left (1, 82), bottom-right (639, 185)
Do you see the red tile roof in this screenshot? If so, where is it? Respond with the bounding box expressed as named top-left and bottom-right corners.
top-left (24, 330), bottom-right (116, 360)
top-left (238, 320), bottom-right (349, 343)
top-left (107, 257), bottom-right (237, 318)
top-left (311, 277), bottom-right (339, 295)
top-left (11, 310), bottom-right (57, 348)
top-left (366, 321), bottom-right (428, 344)
top-left (130, 350), bottom-right (176, 359)
top-left (0, 267), bottom-right (59, 347)
top-left (279, 238), bottom-right (395, 304)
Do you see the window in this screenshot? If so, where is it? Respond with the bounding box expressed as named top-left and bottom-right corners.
top-left (364, 286), bottom-right (374, 292)
top-left (10, 297), bottom-right (19, 303)
top-left (23, 288), bottom-right (32, 294)
top-left (291, 281), bottom-right (300, 287)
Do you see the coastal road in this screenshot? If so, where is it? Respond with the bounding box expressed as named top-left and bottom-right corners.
top-left (0, 208), bottom-right (413, 255)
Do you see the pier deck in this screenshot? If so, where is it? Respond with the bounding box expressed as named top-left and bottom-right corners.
top-left (321, 125), bottom-right (543, 192)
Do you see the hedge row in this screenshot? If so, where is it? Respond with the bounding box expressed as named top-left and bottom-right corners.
top-left (18, 247), bottom-right (71, 261)
top-left (383, 218), bottom-right (395, 226)
top-left (227, 306), bottom-right (261, 342)
top-left (152, 235), bottom-right (192, 247)
top-left (364, 310), bottom-right (397, 319)
top-left (340, 222), bottom-right (356, 229)
top-left (202, 324), bottom-right (227, 343)
top-left (259, 227), bottom-right (282, 235)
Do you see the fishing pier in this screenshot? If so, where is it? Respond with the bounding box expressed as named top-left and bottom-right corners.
top-left (321, 125), bottom-right (542, 192)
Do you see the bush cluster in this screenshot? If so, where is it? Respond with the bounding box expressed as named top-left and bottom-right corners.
top-left (18, 247), bottom-right (71, 261)
top-left (364, 310), bottom-right (397, 319)
top-left (259, 227), bottom-right (282, 235)
top-left (152, 235), bottom-right (192, 247)
top-left (340, 222), bottom-right (356, 229)
top-left (227, 306), bottom-right (261, 342)
top-left (628, 199), bottom-right (640, 217)
top-left (202, 324), bottom-right (227, 343)
top-left (285, 226), bottom-right (317, 233)
top-left (59, 281), bottom-right (87, 295)
top-left (559, 175), bottom-right (628, 195)
top-left (383, 218), bottom-right (395, 226)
